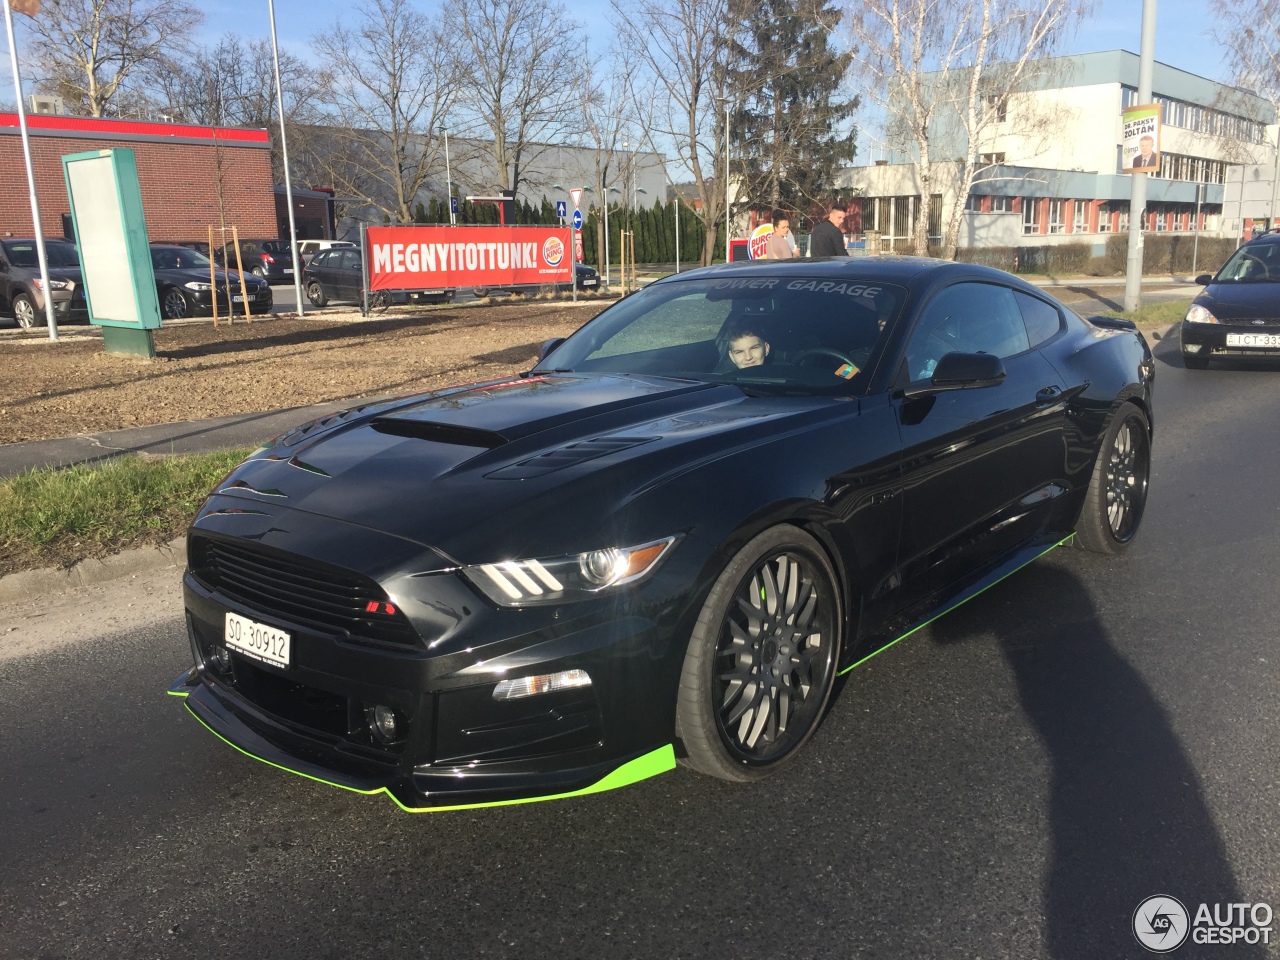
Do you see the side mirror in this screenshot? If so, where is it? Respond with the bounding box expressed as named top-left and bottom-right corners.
top-left (537, 337), bottom-right (565, 361)
top-left (904, 352), bottom-right (1006, 398)
top-left (1194, 273), bottom-right (1213, 286)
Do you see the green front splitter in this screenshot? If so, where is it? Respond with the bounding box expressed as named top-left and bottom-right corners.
top-left (180, 698), bottom-right (676, 813)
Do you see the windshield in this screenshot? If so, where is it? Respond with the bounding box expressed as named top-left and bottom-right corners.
top-left (1216, 243), bottom-right (1280, 283)
top-left (536, 275), bottom-right (905, 394)
top-left (2, 240), bottom-right (80, 268)
top-left (151, 246), bottom-right (212, 270)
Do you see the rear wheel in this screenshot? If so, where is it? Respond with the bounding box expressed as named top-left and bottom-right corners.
top-left (12, 293), bottom-right (35, 329)
top-left (252, 266), bottom-right (267, 280)
top-left (471, 286), bottom-right (489, 298)
top-left (675, 525), bottom-right (841, 782)
top-left (307, 281), bottom-right (328, 308)
top-left (1074, 401), bottom-right (1151, 554)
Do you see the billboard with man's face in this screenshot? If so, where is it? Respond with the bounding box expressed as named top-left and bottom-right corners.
top-left (1122, 103), bottom-right (1162, 174)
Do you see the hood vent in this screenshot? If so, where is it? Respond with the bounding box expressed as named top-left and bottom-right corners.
top-left (371, 417), bottom-right (509, 449)
top-left (486, 436), bottom-right (657, 479)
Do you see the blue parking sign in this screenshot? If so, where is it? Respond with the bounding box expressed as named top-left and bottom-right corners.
top-left (450, 196), bottom-right (459, 215)
top-left (556, 200), bottom-right (567, 218)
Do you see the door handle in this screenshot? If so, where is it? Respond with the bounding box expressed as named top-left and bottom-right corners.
top-left (1035, 385), bottom-right (1063, 405)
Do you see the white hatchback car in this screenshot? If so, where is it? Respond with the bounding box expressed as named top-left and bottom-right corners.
top-left (297, 239), bottom-right (357, 267)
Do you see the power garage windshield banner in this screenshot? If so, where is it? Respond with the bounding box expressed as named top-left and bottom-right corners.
top-left (366, 225), bottom-right (573, 291)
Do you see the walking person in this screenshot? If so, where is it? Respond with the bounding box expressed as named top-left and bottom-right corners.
top-left (809, 199), bottom-right (849, 257)
top-left (766, 210), bottom-right (795, 259)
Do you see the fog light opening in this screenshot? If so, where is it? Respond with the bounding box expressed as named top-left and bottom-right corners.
top-left (208, 644), bottom-right (232, 672)
top-left (365, 704), bottom-right (403, 745)
top-left (492, 669), bottom-right (592, 700)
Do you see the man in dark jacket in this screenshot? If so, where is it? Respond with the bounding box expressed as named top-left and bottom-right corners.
top-left (809, 200), bottom-right (849, 257)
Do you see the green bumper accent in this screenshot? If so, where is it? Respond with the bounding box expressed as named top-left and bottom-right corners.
top-left (838, 533), bottom-right (1074, 677)
top-left (183, 701), bottom-right (676, 812)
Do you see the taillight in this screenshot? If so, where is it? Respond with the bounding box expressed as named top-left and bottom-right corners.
top-left (261, 252), bottom-right (275, 264)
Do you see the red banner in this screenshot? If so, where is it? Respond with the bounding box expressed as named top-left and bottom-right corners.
top-left (366, 225), bottom-right (573, 291)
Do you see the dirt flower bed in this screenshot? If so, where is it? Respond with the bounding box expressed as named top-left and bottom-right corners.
top-left (0, 301), bottom-right (605, 445)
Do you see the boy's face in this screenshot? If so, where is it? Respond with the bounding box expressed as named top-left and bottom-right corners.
top-left (728, 334), bottom-right (769, 368)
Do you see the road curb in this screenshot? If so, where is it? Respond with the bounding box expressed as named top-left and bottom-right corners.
top-left (0, 537), bottom-right (186, 605)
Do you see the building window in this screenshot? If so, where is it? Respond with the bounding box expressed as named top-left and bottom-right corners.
top-left (928, 194), bottom-right (942, 240)
top-left (1048, 199), bottom-right (1064, 234)
top-left (965, 194), bottom-right (983, 212)
top-left (1073, 202), bottom-right (1086, 233)
top-left (1023, 199), bottom-right (1039, 235)
top-left (1155, 209), bottom-right (1167, 231)
top-left (985, 95), bottom-right (1008, 122)
top-left (991, 195), bottom-right (1014, 213)
top-left (1098, 203), bottom-right (1112, 232)
top-left (979, 152), bottom-right (1006, 166)
top-left (1119, 209), bottom-right (1129, 232)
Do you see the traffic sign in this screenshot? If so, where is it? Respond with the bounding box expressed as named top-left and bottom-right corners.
top-left (450, 196), bottom-right (459, 215)
top-left (572, 209), bottom-right (583, 231)
top-left (555, 200), bottom-right (567, 218)
top-left (570, 187), bottom-right (584, 208)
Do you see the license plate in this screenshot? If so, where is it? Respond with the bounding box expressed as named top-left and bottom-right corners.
top-left (232, 295), bottom-right (246, 303)
top-left (283, 268), bottom-right (294, 274)
top-left (225, 611), bottom-right (291, 668)
top-left (584, 280), bottom-right (598, 287)
top-left (1226, 333), bottom-right (1280, 347)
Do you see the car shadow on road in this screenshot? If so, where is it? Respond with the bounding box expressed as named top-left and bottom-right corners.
top-left (1064, 286), bottom-right (1122, 311)
top-left (937, 562), bottom-right (1260, 959)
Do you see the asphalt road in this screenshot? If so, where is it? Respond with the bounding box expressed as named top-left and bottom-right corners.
top-left (2, 336), bottom-right (1279, 959)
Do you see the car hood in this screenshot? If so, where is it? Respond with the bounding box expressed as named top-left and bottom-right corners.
top-left (156, 267), bottom-right (264, 287)
top-left (199, 373), bottom-right (836, 563)
top-left (1198, 283), bottom-right (1280, 321)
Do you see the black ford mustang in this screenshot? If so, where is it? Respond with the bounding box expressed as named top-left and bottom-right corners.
top-left (1181, 234), bottom-right (1280, 368)
top-left (170, 257), bottom-right (1155, 811)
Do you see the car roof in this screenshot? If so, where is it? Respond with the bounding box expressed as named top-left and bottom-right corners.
top-left (1244, 234), bottom-right (1280, 247)
top-left (655, 255), bottom-right (1004, 286)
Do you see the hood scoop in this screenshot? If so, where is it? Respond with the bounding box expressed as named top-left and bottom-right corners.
top-left (486, 436), bottom-right (657, 479)
top-left (371, 417), bottom-right (509, 449)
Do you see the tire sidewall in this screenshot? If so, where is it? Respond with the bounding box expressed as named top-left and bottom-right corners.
top-left (675, 524), bottom-right (842, 782)
top-left (13, 293), bottom-right (35, 328)
top-left (1076, 401), bottom-right (1151, 554)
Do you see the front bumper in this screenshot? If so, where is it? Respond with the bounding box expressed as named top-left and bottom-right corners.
top-left (189, 286), bottom-right (274, 314)
top-left (172, 526), bottom-right (687, 810)
top-left (1181, 319), bottom-right (1280, 358)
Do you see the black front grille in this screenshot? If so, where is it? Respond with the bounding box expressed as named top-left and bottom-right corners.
top-left (190, 534), bottom-right (420, 649)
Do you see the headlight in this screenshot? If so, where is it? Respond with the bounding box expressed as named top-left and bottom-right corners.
top-left (462, 535), bottom-right (681, 607)
top-left (184, 281), bottom-right (213, 291)
top-left (32, 278), bottom-right (70, 290)
top-left (1185, 304), bottom-right (1218, 323)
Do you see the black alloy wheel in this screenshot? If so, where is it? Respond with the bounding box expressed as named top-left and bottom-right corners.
top-left (161, 287), bottom-right (191, 320)
top-left (307, 281), bottom-right (328, 308)
top-left (1074, 401), bottom-right (1151, 554)
top-left (676, 525), bottom-right (841, 781)
top-left (12, 293), bottom-right (36, 329)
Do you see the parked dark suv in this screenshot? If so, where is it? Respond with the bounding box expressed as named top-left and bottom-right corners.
top-left (213, 239), bottom-right (296, 284)
top-left (0, 238), bottom-right (88, 328)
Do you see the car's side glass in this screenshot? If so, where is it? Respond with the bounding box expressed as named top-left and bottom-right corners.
top-left (1012, 291), bottom-right (1063, 348)
top-left (338, 250), bottom-right (361, 271)
top-left (905, 282), bottom-right (1030, 380)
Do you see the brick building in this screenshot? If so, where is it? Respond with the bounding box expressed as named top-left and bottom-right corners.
top-left (0, 113), bottom-right (276, 243)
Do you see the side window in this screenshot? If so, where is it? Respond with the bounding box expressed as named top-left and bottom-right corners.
top-left (1013, 291), bottom-right (1063, 348)
top-left (904, 282), bottom-right (1030, 380)
top-left (338, 249), bottom-right (363, 271)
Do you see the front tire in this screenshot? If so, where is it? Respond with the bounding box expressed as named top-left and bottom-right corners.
top-left (12, 293), bottom-right (35, 329)
top-left (307, 281), bottom-right (328, 308)
top-left (1074, 401), bottom-right (1151, 554)
top-left (161, 286), bottom-right (191, 320)
top-left (675, 525), bottom-right (841, 782)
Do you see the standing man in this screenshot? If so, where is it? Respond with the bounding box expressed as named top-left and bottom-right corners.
top-left (766, 210), bottom-right (795, 259)
top-left (809, 199), bottom-right (849, 257)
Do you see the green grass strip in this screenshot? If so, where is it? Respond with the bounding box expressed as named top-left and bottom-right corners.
top-left (0, 449), bottom-right (250, 575)
top-left (1103, 298), bottom-right (1192, 324)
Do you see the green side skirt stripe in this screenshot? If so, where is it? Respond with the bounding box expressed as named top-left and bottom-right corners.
top-left (184, 701), bottom-right (676, 813)
top-left (837, 533), bottom-right (1074, 676)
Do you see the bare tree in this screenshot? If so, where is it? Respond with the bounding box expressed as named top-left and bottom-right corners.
top-left (310, 0), bottom-right (453, 225)
top-left (616, 0), bottom-right (732, 266)
top-left (577, 54), bottom-right (640, 275)
top-left (444, 0), bottom-right (582, 198)
top-left (843, 0), bottom-right (1085, 258)
top-left (21, 0), bottom-right (202, 117)
top-left (1211, 0), bottom-right (1280, 197)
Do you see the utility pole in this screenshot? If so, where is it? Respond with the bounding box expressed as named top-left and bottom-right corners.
top-left (268, 0), bottom-right (304, 316)
top-left (444, 129), bottom-right (456, 226)
top-left (1123, 0), bottom-right (1157, 313)
top-left (1270, 129), bottom-right (1280, 233)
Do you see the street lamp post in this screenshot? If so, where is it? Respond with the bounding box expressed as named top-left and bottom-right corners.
top-left (443, 128), bottom-right (455, 226)
top-left (267, 0), bottom-right (304, 317)
top-left (725, 99), bottom-right (730, 262)
top-left (1123, 0), bottom-right (1157, 313)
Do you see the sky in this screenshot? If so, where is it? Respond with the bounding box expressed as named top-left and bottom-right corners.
top-left (1, 0), bottom-right (1240, 131)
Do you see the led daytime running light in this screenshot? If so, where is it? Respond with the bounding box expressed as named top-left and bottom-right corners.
top-left (493, 669), bottom-right (592, 700)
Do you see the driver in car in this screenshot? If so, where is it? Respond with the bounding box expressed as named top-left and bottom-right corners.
top-left (726, 326), bottom-right (772, 369)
